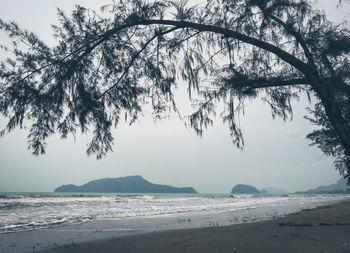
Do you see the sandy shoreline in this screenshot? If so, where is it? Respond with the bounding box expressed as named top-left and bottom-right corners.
top-left (38, 200), bottom-right (350, 253)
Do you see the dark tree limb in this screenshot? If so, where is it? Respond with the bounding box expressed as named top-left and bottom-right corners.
top-left (99, 26), bottom-right (179, 99)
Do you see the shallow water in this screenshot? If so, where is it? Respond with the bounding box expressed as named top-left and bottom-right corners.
top-left (1, 192), bottom-right (350, 253)
top-left (1, 192), bottom-right (349, 234)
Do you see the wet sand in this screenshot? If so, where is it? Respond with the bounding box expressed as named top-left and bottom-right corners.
top-left (40, 201), bottom-right (350, 253)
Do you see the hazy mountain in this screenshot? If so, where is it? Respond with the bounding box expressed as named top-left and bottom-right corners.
top-left (55, 175), bottom-right (197, 193)
top-left (231, 184), bottom-right (260, 194)
top-left (296, 178), bottom-right (349, 194)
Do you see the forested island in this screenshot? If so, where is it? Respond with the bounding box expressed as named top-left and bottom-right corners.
top-left (55, 175), bottom-right (197, 193)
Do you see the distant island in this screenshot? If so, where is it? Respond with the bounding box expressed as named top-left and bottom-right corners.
top-left (231, 184), bottom-right (289, 195)
top-left (231, 184), bottom-right (260, 194)
top-left (55, 175), bottom-right (197, 194)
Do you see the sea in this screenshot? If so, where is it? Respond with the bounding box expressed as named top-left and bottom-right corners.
top-left (0, 192), bottom-right (350, 252)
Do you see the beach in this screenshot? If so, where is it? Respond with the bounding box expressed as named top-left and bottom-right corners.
top-left (1, 194), bottom-right (350, 252)
top-left (39, 200), bottom-right (350, 253)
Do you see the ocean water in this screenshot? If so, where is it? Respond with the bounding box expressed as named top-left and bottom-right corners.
top-left (1, 192), bottom-right (350, 234)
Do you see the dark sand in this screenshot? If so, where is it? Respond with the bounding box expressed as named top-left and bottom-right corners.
top-left (40, 201), bottom-right (350, 253)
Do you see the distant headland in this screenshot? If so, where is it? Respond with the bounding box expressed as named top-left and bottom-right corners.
top-left (295, 178), bottom-right (349, 194)
top-left (54, 175), bottom-right (198, 194)
top-left (230, 178), bottom-right (349, 195)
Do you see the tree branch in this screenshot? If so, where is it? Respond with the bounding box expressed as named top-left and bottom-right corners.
top-left (261, 10), bottom-right (316, 68)
top-left (225, 77), bottom-right (310, 90)
top-left (99, 27), bottom-right (179, 99)
top-left (91, 19), bottom-right (314, 78)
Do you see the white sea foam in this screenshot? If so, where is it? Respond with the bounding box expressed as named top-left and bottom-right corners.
top-left (0, 192), bottom-right (349, 233)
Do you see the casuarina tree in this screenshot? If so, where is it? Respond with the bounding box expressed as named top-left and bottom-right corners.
top-left (0, 0), bottom-right (349, 180)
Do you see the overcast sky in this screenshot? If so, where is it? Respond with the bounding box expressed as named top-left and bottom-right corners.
top-left (0, 0), bottom-right (349, 193)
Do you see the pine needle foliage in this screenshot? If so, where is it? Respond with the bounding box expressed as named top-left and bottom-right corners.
top-left (0, 0), bottom-right (349, 180)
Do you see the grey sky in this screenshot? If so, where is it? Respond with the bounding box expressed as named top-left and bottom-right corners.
top-left (0, 0), bottom-right (349, 193)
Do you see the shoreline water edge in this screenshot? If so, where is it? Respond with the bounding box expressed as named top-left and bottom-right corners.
top-left (0, 193), bottom-right (349, 252)
top-left (41, 200), bottom-right (350, 253)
